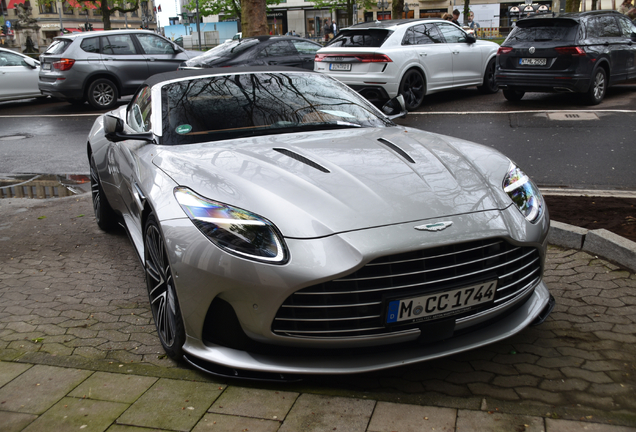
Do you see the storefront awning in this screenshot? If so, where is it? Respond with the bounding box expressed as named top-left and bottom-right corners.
top-left (7, 0), bottom-right (26, 10)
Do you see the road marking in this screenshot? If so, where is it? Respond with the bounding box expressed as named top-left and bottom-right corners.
top-left (408, 109), bottom-right (636, 115)
top-left (541, 188), bottom-right (636, 198)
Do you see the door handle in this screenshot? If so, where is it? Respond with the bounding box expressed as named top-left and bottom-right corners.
top-left (452, 50), bottom-right (460, 54)
top-left (419, 53), bottom-right (427, 56)
top-left (146, 58), bottom-right (156, 61)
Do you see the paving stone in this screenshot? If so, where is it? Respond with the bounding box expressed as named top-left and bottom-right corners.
top-left (0, 364), bottom-right (92, 414)
top-left (21, 396), bottom-right (128, 432)
top-left (368, 402), bottom-right (456, 432)
top-left (446, 371), bottom-right (494, 384)
top-left (539, 378), bottom-right (589, 392)
top-left (192, 413), bottom-right (281, 432)
top-left (492, 375), bottom-right (540, 388)
top-left (69, 371), bottom-right (157, 404)
top-left (545, 418), bottom-right (636, 431)
top-left (560, 367), bottom-right (613, 384)
top-left (422, 379), bottom-right (471, 397)
top-left (589, 383), bottom-right (633, 397)
top-left (515, 387), bottom-right (564, 405)
top-left (556, 347), bottom-right (604, 361)
top-left (593, 331), bottom-right (636, 343)
top-left (278, 394), bottom-right (375, 432)
top-left (582, 360), bottom-right (624, 372)
top-left (470, 360), bottom-right (518, 376)
top-left (116, 378), bottom-right (224, 431)
top-left (0, 360), bottom-right (31, 387)
top-left (208, 386), bottom-right (298, 420)
top-left (0, 411), bottom-right (38, 432)
top-left (467, 383), bottom-right (519, 401)
top-left (105, 426), bottom-right (166, 432)
top-left (378, 377), bottom-right (425, 393)
top-left (491, 353), bottom-right (539, 365)
top-left (456, 409), bottom-right (545, 432)
top-left (536, 356), bottom-right (585, 369)
top-left (570, 392), bottom-right (618, 411)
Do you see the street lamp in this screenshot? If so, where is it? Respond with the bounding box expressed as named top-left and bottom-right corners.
top-left (57, 0), bottom-right (64, 33)
top-left (377, 1), bottom-right (389, 20)
top-left (403, 3), bottom-right (409, 18)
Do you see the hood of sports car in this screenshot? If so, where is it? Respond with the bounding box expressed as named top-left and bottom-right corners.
top-left (153, 126), bottom-right (513, 238)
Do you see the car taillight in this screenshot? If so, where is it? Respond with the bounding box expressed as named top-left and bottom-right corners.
top-left (497, 47), bottom-right (513, 56)
top-left (314, 53), bottom-right (392, 63)
top-left (554, 46), bottom-right (586, 56)
top-left (52, 58), bottom-right (75, 71)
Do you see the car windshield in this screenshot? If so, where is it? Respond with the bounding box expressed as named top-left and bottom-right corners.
top-left (184, 39), bottom-right (260, 66)
top-left (328, 29), bottom-right (393, 47)
top-left (161, 72), bottom-right (394, 145)
top-left (506, 20), bottom-right (578, 42)
top-left (45, 39), bottom-right (72, 55)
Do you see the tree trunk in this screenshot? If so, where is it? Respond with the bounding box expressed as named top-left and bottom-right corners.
top-left (102, 1), bottom-right (111, 30)
top-left (241, 0), bottom-right (268, 37)
top-left (463, 0), bottom-right (470, 25)
top-left (392, 0), bottom-right (404, 19)
top-left (565, 0), bottom-right (582, 12)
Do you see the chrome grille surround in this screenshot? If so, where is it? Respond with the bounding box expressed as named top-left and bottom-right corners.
top-left (272, 239), bottom-right (542, 338)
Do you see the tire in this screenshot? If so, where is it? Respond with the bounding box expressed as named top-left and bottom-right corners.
top-left (87, 78), bottom-right (118, 110)
top-left (144, 214), bottom-right (186, 360)
top-left (478, 58), bottom-right (499, 94)
top-left (90, 156), bottom-right (117, 231)
top-left (503, 88), bottom-right (525, 102)
top-left (583, 67), bottom-right (606, 106)
top-left (399, 69), bottom-right (426, 110)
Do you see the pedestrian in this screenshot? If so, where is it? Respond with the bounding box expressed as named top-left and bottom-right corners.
top-left (323, 19), bottom-right (331, 42)
top-left (331, 20), bottom-right (337, 37)
top-left (467, 11), bottom-right (480, 29)
top-left (618, 0), bottom-right (633, 14)
top-left (452, 9), bottom-right (461, 26)
top-left (442, 13), bottom-right (453, 21)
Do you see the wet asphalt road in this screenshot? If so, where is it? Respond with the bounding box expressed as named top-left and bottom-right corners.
top-left (0, 83), bottom-right (635, 190)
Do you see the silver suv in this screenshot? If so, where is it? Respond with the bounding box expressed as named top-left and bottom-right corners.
top-left (39, 30), bottom-right (201, 109)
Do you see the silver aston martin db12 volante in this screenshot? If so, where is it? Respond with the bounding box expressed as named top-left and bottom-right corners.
top-left (88, 67), bottom-right (554, 379)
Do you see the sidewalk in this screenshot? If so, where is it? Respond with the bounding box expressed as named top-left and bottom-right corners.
top-left (1, 194), bottom-right (635, 432)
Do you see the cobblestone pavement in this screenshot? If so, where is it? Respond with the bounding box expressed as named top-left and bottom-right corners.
top-left (1, 194), bottom-right (635, 429)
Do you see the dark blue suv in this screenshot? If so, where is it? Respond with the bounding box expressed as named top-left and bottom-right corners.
top-left (496, 11), bottom-right (636, 104)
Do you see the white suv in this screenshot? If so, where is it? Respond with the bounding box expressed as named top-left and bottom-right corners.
top-left (314, 19), bottom-right (500, 110)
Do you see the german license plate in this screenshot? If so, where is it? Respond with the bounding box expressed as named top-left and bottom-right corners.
top-left (386, 280), bottom-right (497, 324)
top-left (329, 63), bottom-right (351, 71)
top-left (42, 63), bottom-right (51, 70)
top-left (519, 58), bottom-right (546, 66)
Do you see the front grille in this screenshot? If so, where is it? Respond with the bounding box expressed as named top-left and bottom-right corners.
top-left (272, 239), bottom-right (541, 338)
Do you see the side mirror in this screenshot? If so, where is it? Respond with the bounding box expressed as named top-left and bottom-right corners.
top-left (104, 114), bottom-right (154, 143)
top-left (382, 94), bottom-right (408, 119)
top-left (465, 34), bottom-right (477, 44)
top-left (22, 57), bottom-right (38, 69)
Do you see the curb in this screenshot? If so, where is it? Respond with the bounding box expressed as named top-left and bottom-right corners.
top-left (548, 220), bottom-right (636, 272)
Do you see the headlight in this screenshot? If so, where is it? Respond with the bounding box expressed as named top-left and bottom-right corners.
top-left (503, 163), bottom-right (544, 223)
top-left (174, 187), bottom-right (288, 264)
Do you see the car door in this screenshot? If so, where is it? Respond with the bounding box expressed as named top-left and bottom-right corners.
top-left (617, 15), bottom-right (636, 79)
top-left (290, 39), bottom-right (321, 70)
top-left (135, 33), bottom-right (187, 74)
top-left (404, 23), bottom-right (453, 91)
top-left (435, 23), bottom-right (483, 86)
top-left (0, 50), bottom-right (40, 101)
top-left (101, 34), bottom-right (149, 94)
top-left (586, 15), bottom-right (628, 81)
top-left (254, 40), bottom-right (302, 68)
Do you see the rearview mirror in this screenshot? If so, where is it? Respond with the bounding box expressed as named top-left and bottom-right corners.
top-left (382, 95), bottom-right (408, 119)
top-left (22, 57), bottom-right (38, 69)
top-left (465, 34), bottom-right (476, 44)
top-left (104, 114), bottom-right (154, 143)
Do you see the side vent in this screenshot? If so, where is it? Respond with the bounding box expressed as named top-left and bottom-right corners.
top-left (377, 138), bottom-right (415, 163)
top-left (273, 148), bottom-right (330, 173)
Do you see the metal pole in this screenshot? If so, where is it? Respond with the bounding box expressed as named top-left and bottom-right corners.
top-left (125, 2), bottom-right (128, 29)
top-left (195, 0), bottom-right (201, 50)
top-left (57, 0), bottom-right (63, 32)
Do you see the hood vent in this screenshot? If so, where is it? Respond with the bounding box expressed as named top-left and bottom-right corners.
top-left (273, 148), bottom-right (330, 173)
top-left (377, 138), bottom-right (415, 164)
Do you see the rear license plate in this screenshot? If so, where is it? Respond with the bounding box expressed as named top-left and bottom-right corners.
top-left (386, 280), bottom-right (497, 324)
top-left (42, 63), bottom-right (51, 70)
top-left (329, 63), bottom-right (351, 71)
top-left (519, 58), bottom-right (547, 66)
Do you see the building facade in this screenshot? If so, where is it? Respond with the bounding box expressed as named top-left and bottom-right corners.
top-left (1, 0), bottom-right (157, 51)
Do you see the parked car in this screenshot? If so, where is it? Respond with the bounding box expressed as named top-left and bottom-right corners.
top-left (38, 30), bottom-right (202, 109)
top-left (314, 19), bottom-right (500, 110)
top-left (87, 66), bottom-right (553, 378)
top-left (179, 35), bottom-right (321, 70)
top-left (0, 47), bottom-right (45, 102)
top-left (496, 10), bottom-right (636, 105)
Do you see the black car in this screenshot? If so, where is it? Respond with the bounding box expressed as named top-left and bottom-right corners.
top-left (496, 11), bottom-right (636, 104)
top-left (179, 36), bottom-right (322, 70)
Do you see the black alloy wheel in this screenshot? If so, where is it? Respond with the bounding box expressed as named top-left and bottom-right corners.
top-left (503, 88), bottom-right (525, 102)
top-left (399, 69), bottom-right (426, 110)
top-left (90, 156), bottom-right (117, 231)
top-left (144, 214), bottom-right (186, 360)
top-left (584, 67), bottom-right (606, 105)
top-left (87, 78), bottom-right (118, 110)
top-left (478, 58), bottom-right (499, 94)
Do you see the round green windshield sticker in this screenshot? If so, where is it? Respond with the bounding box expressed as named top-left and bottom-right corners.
top-left (176, 124), bottom-right (192, 134)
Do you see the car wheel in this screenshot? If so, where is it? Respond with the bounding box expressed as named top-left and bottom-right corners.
top-left (90, 155), bottom-right (117, 231)
top-left (399, 69), bottom-right (425, 110)
top-left (478, 58), bottom-right (499, 94)
top-left (503, 88), bottom-right (525, 102)
top-left (144, 214), bottom-right (186, 360)
top-left (87, 78), bottom-right (118, 110)
top-left (584, 67), bottom-right (606, 105)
